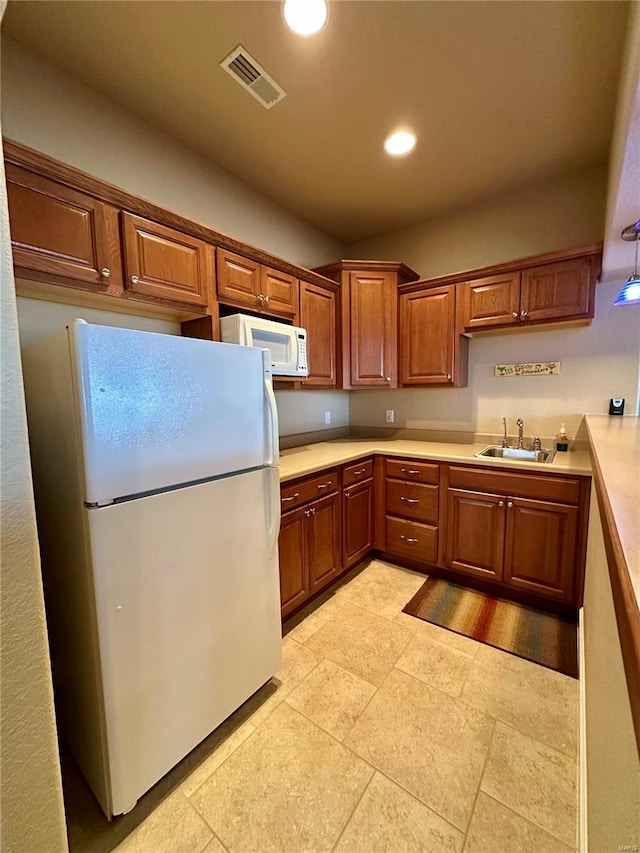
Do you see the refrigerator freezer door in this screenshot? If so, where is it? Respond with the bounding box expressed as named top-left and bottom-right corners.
top-left (86, 468), bottom-right (282, 816)
top-left (70, 321), bottom-right (271, 504)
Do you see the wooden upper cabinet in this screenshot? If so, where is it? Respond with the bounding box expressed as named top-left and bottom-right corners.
top-left (457, 250), bottom-right (598, 332)
top-left (349, 270), bottom-right (397, 387)
top-left (260, 266), bottom-right (298, 316)
top-left (312, 260), bottom-right (420, 390)
top-left (521, 257), bottom-right (593, 322)
top-left (400, 284), bottom-right (467, 386)
top-left (216, 250), bottom-right (298, 318)
top-left (216, 248), bottom-right (260, 306)
top-left (121, 213), bottom-right (212, 309)
top-left (503, 497), bottom-right (578, 602)
top-left (6, 164), bottom-right (123, 293)
top-left (459, 272), bottom-right (521, 330)
top-left (299, 280), bottom-right (338, 388)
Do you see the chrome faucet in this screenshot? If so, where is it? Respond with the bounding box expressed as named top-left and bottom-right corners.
top-left (501, 417), bottom-right (509, 448)
top-left (516, 418), bottom-right (524, 449)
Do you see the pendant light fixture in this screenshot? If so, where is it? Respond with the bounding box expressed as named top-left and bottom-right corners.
top-left (614, 220), bottom-right (640, 305)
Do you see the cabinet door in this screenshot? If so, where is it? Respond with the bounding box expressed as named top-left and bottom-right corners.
top-left (216, 249), bottom-right (260, 307)
top-left (343, 480), bottom-right (373, 568)
top-left (122, 213), bottom-right (212, 308)
top-left (307, 493), bottom-right (342, 594)
top-left (278, 507), bottom-right (309, 618)
top-left (299, 280), bottom-right (338, 387)
top-left (504, 498), bottom-right (578, 602)
top-left (6, 163), bottom-right (122, 292)
top-left (445, 489), bottom-right (506, 581)
top-left (459, 272), bottom-right (521, 330)
top-left (349, 271), bottom-right (396, 387)
top-left (261, 266), bottom-right (298, 317)
top-left (521, 257), bottom-right (593, 323)
top-left (400, 285), bottom-right (455, 385)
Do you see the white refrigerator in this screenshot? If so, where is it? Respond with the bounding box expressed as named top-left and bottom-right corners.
top-left (22, 320), bottom-right (282, 818)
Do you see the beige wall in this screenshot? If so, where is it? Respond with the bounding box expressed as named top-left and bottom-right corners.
top-left (2, 37), bottom-right (349, 437)
top-left (347, 169), bottom-right (640, 440)
top-left (582, 486), bottom-right (640, 851)
top-left (348, 165), bottom-right (607, 279)
top-left (0, 146), bottom-right (68, 853)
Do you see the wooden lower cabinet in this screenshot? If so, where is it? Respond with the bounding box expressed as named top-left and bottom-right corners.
top-left (445, 489), bottom-right (506, 581)
top-left (307, 492), bottom-right (342, 594)
top-left (343, 478), bottom-right (374, 568)
top-left (504, 497), bottom-right (578, 601)
top-left (278, 507), bottom-right (309, 617)
top-left (278, 480), bottom-right (341, 617)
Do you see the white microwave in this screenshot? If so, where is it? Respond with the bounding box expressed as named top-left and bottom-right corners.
top-left (220, 314), bottom-right (308, 377)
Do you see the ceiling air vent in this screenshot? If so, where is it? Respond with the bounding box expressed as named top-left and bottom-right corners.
top-left (220, 46), bottom-right (287, 110)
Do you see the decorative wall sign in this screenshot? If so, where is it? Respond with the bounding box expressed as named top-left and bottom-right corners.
top-left (494, 361), bottom-right (560, 377)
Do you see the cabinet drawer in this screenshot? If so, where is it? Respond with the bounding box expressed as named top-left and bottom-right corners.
top-left (386, 480), bottom-right (438, 523)
top-left (281, 470), bottom-right (339, 510)
top-left (385, 516), bottom-right (437, 563)
top-left (343, 458), bottom-right (373, 487)
top-left (447, 465), bottom-right (580, 504)
top-left (385, 458), bottom-right (439, 484)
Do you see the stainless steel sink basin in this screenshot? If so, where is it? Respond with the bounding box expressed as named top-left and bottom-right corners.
top-left (475, 445), bottom-right (556, 464)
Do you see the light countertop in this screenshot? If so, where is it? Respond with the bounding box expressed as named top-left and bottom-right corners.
top-left (585, 414), bottom-right (640, 603)
top-left (279, 437), bottom-right (593, 482)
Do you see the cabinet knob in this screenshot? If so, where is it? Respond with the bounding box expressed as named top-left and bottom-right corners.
top-left (512, 312), bottom-right (519, 319)
top-left (131, 275), bottom-right (140, 285)
top-left (264, 295), bottom-right (270, 303)
top-left (385, 376), bottom-right (391, 383)
top-left (520, 310), bottom-right (528, 319)
top-left (498, 500), bottom-right (505, 507)
top-left (345, 491), bottom-right (352, 498)
top-left (447, 374), bottom-right (452, 381)
top-left (101, 268), bottom-right (111, 279)
top-left (304, 507), bottom-right (315, 517)
top-left (507, 501), bottom-right (514, 508)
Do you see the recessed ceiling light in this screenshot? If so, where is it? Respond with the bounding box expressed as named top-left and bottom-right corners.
top-left (282, 0), bottom-right (328, 36)
top-left (384, 131), bottom-right (417, 157)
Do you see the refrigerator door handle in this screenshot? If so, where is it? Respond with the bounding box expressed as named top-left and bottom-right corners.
top-left (266, 465), bottom-right (282, 558)
top-left (264, 368), bottom-right (279, 467)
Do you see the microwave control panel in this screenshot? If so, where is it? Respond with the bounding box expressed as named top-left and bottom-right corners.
top-left (297, 334), bottom-right (308, 372)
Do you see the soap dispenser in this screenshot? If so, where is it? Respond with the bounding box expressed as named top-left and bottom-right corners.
top-left (555, 423), bottom-right (569, 452)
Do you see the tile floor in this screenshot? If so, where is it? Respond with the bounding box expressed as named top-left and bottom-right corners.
top-left (113, 560), bottom-right (578, 853)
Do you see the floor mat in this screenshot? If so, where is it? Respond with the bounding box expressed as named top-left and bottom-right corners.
top-left (403, 577), bottom-right (578, 677)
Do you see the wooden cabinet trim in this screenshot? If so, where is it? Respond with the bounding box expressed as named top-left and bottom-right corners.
top-left (447, 464), bottom-right (582, 504)
top-left (4, 138), bottom-right (338, 294)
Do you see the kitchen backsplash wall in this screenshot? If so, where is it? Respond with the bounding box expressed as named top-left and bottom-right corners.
top-left (349, 280), bottom-right (639, 442)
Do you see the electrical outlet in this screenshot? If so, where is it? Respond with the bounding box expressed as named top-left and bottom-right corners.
top-left (385, 409), bottom-right (395, 424)
top-left (324, 410), bottom-right (331, 425)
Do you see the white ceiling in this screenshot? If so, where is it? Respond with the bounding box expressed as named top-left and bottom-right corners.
top-left (1, 0), bottom-right (631, 243)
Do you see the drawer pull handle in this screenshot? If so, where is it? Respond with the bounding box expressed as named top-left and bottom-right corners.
top-left (400, 535), bottom-right (419, 544)
top-left (400, 497), bottom-right (419, 504)
top-left (401, 468), bottom-right (420, 475)
top-left (317, 482), bottom-right (331, 489)
top-left (282, 493), bottom-right (300, 503)
top-left (353, 469), bottom-right (366, 475)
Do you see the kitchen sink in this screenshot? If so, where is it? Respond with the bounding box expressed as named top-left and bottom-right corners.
top-left (475, 445), bottom-right (556, 464)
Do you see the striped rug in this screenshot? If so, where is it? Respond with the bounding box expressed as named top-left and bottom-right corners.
top-left (403, 577), bottom-right (578, 677)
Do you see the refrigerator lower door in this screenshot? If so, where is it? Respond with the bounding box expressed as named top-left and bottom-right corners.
top-left (86, 468), bottom-right (281, 816)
